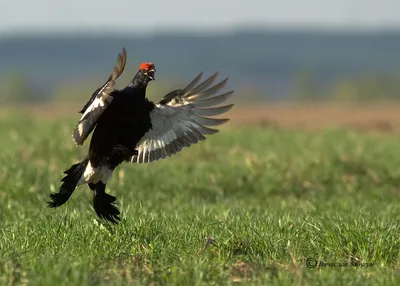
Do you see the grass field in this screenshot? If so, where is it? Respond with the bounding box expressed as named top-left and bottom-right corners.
top-left (0, 113), bottom-right (400, 285)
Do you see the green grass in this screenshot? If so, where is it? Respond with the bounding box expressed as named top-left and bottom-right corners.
top-left (0, 116), bottom-right (400, 285)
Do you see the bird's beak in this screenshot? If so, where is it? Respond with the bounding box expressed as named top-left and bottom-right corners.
top-left (147, 69), bottom-right (155, 80)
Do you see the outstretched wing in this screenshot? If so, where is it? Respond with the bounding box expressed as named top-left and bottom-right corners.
top-left (130, 72), bottom-right (234, 164)
top-left (72, 48), bottom-right (127, 146)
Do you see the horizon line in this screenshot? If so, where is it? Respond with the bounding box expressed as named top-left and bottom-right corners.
top-left (2, 23), bottom-right (400, 38)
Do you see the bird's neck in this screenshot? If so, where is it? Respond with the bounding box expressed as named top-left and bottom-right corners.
top-left (123, 85), bottom-right (147, 100)
top-left (128, 70), bottom-right (150, 89)
top-left (128, 79), bottom-right (149, 89)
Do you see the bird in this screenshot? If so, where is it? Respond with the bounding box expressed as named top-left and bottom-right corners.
top-left (47, 47), bottom-right (235, 224)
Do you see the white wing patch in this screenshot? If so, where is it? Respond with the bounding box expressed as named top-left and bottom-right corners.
top-left (130, 72), bottom-right (234, 164)
top-left (81, 96), bottom-right (109, 120)
top-left (73, 95), bottom-right (113, 145)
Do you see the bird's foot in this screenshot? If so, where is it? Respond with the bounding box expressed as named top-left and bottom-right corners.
top-left (93, 188), bottom-right (121, 224)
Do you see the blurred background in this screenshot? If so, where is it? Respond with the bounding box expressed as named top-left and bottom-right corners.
top-left (1, 0), bottom-right (400, 131)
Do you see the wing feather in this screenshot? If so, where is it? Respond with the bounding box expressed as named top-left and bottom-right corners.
top-left (188, 77), bottom-right (228, 101)
top-left (191, 115), bottom-right (229, 126)
top-left (193, 104), bottom-right (234, 117)
top-left (72, 48), bottom-right (127, 146)
top-left (193, 91), bottom-right (234, 108)
top-left (188, 72), bottom-right (219, 95)
top-left (182, 72), bottom-right (204, 93)
top-left (130, 72), bottom-right (234, 164)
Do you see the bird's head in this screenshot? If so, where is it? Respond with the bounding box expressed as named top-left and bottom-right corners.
top-left (129, 62), bottom-right (156, 89)
top-left (139, 62), bottom-right (156, 81)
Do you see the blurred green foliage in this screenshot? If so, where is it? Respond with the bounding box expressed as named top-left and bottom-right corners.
top-left (293, 71), bottom-right (400, 102)
top-left (1, 70), bottom-right (400, 104)
top-left (0, 72), bottom-right (40, 104)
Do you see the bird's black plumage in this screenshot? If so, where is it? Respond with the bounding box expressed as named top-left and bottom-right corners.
top-left (48, 51), bottom-right (156, 223)
top-left (48, 48), bottom-right (235, 224)
top-left (88, 72), bottom-right (155, 169)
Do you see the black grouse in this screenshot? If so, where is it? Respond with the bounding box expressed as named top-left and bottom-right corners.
top-left (47, 48), bottom-right (234, 224)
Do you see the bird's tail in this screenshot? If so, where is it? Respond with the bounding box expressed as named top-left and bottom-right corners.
top-left (47, 157), bottom-right (89, 208)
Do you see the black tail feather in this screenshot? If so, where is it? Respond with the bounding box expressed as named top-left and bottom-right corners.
top-left (47, 157), bottom-right (89, 208)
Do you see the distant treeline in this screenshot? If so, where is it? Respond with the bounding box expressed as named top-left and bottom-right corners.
top-left (294, 72), bottom-right (400, 102)
top-left (1, 70), bottom-right (400, 104)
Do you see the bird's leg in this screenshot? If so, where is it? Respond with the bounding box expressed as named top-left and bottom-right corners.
top-left (113, 145), bottom-right (138, 159)
top-left (89, 182), bottom-right (121, 224)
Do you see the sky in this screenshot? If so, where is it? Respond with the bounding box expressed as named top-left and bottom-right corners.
top-left (1, 0), bottom-right (400, 35)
